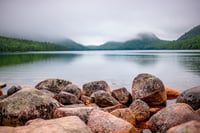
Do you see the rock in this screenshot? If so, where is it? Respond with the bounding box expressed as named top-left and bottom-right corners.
top-left (0, 86), bottom-right (60, 126)
top-left (62, 84), bottom-right (81, 99)
top-left (0, 89), bottom-right (2, 96)
top-left (58, 91), bottom-right (81, 105)
top-left (7, 86), bottom-right (22, 96)
top-left (111, 87), bottom-right (132, 105)
top-left (35, 79), bottom-right (72, 93)
top-left (132, 73), bottom-right (167, 105)
top-left (196, 108), bottom-right (200, 115)
top-left (87, 109), bottom-right (136, 133)
top-left (54, 105), bottom-right (97, 123)
top-left (81, 95), bottom-right (94, 105)
top-left (149, 106), bottom-right (165, 114)
top-left (0, 116), bottom-right (92, 133)
top-left (0, 82), bottom-right (6, 88)
top-left (92, 90), bottom-right (119, 107)
top-left (82, 80), bottom-right (110, 96)
top-left (165, 87), bottom-right (181, 100)
top-left (129, 99), bottom-right (150, 122)
top-left (176, 86), bottom-right (200, 110)
top-left (167, 120), bottom-right (200, 133)
top-left (103, 104), bottom-right (126, 112)
top-left (111, 108), bottom-right (136, 126)
top-left (0, 95), bottom-right (7, 101)
top-left (147, 103), bottom-right (200, 133)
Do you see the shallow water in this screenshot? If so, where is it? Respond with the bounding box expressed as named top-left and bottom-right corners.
top-left (0, 50), bottom-right (200, 94)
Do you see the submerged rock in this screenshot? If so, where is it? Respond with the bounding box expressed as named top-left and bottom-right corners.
top-left (35, 79), bottom-right (72, 93)
top-left (132, 73), bottom-right (167, 106)
top-left (111, 108), bottom-right (136, 126)
top-left (111, 87), bottom-right (132, 105)
top-left (147, 103), bottom-right (200, 133)
top-left (62, 84), bottom-right (81, 99)
top-left (87, 109), bottom-right (136, 133)
top-left (129, 99), bottom-right (150, 122)
top-left (58, 91), bottom-right (81, 105)
top-left (176, 86), bottom-right (200, 110)
top-left (82, 80), bottom-right (110, 96)
top-left (167, 120), bottom-right (200, 133)
top-left (0, 116), bottom-right (92, 133)
top-left (0, 86), bottom-right (60, 126)
top-left (92, 90), bottom-right (119, 107)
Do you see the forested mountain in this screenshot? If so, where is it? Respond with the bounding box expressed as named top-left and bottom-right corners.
top-left (0, 24), bottom-right (200, 52)
top-left (0, 36), bottom-right (68, 52)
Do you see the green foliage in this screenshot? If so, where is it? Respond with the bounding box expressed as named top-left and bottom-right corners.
top-left (0, 36), bottom-right (68, 52)
top-left (178, 25), bottom-right (200, 40)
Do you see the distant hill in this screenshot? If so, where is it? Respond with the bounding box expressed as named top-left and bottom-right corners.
top-left (178, 25), bottom-right (200, 40)
top-left (0, 36), bottom-right (68, 52)
top-left (55, 39), bottom-right (87, 50)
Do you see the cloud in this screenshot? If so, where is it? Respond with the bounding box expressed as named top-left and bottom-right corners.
top-left (0, 0), bottom-right (200, 45)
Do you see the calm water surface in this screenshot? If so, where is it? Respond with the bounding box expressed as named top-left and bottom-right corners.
top-left (1, 50), bottom-right (200, 94)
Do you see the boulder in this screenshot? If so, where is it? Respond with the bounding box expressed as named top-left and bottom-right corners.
top-left (7, 86), bottom-right (22, 96)
top-left (81, 95), bottom-right (94, 105)
top-left (103, 104), bottom-right (126, 112)
top-left (149, 106), bottom-right (165, 114)
top-left (62, 84), bottom-right (81, 99)
top-left (132, 73), bottom-right (167, 105)
top-left (196, 108), bottom-right (200, 115)
top-left (35, 79), bottom-right (72, 93)
top-left (147, 103), bottom-right (200, 133)
top-left (111, 87), bottom-right (132, 105)
top-left (92, 90), bottom-right (119, 107)
top-left (0, 89), bottom-right (2, 96)
top-left (54, 105), bottom-right (97, 123)
top-left (111, 108), bottom-right (136, 126)
top-left (0, 82), bottom-right (6, 88)
top-left (58, 91), bottom-right (81, 105)
top-left (87, 109), bottom-right (136, 133)
top-left (0, 86), bottom-right (60, 126)
top-left (176, 86), bottom-right (200, 110)
top-left (82, 80), bottom-right (110, 96)
top-left (167, 120), bottom-right (200, 133)
top-left (129, 99), bottom-right (150, 122)
top-left (0, 116), bottom-right (92, 133)
top-left (165, 87), bottom-right (181, 100)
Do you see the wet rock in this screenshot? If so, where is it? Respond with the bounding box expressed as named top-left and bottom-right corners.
top-left (82, 80), bottom-right (110, 96)
top-left (132, 73), bottom-right (167, 105)
top-left (129, 99), bottom-right (150, 122)
top-left (111, 87), bottom-right (132, 105)
top-left (167, 120), bottom-right (200, 133)
top-left (147, 103), bottom-right (200, 133)
top-left (54, 105), bottom-right (97, 123)
top-left (92, 90), bottom-right (119, 107)
top-left (63, 84), bottom-right (81, 99)
top-left (176, 86), bottom-right (200, 110)
top-left (0, 86), bottom-right (60, 126)
top-left (0, 116), bottom-right (92, 133)
top-left (35, 79), bottom-right (72, 93)
top-left (58, 91), bottom-right (81, 105)
top-left (103, 104), bottom-right (126, 112)
top-left (0, 82), bottom-right (6, 88)
top-left (87, 109), bottom-right (136, 133)
top-left (165, 87), bottom-right (181, 100)
top-left (7, 86), bottom-right (22, 96)
top-left (111, 108), bottom-right (136, 126)
top-left (81, 95), bottom-right (94, 105)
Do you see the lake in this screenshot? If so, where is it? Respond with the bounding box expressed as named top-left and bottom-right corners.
top-left (1, 50), bottom-right (200, 94)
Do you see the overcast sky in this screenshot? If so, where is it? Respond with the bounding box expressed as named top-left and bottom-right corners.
top-left (0, 0), bottom-right (200, 45)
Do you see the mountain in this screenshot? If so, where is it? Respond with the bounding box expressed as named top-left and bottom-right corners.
top-left (0, 36), bottom-right (68, 52)
top-left (178, 25), bottom-right (200, 40)
top-left (55, 39), bottom-right (87, 50)
top-left (93, 32), bottom-right (166, 50)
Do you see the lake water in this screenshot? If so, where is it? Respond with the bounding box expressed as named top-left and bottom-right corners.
top-left (1, 50), bottom-right (200, 94)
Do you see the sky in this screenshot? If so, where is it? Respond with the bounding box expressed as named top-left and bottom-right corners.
top-left (0, 0), bottom-right (200, 45)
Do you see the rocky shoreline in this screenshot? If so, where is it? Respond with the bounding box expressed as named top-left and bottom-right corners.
top-left (0, 73), bottom-right (200, 133)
